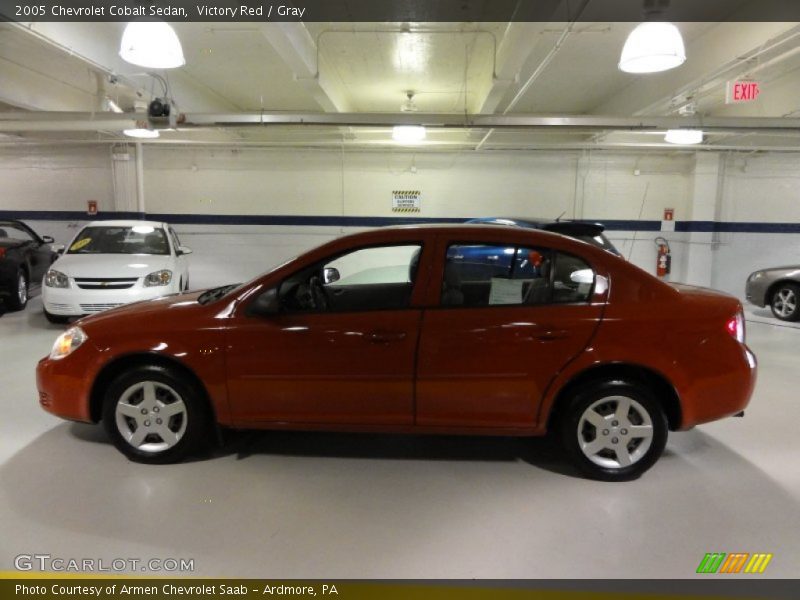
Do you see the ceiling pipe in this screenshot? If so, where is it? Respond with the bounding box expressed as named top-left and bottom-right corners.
top-left (4, 111), bottom-right (800, 133)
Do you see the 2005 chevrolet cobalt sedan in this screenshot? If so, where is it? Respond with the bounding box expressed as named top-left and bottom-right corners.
top-left (37, 225), bottom-right (756, 480)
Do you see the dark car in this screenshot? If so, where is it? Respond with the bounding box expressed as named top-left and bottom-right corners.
top-left (466, 217), bottom-right (622, 256)
top-left (37, 225), bottom-right (755, 481)
top-left (0, 220), bottom-right (58, 311)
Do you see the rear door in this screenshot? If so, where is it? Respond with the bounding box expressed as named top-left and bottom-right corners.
top-left (416, 236), bottom-right (605, 429)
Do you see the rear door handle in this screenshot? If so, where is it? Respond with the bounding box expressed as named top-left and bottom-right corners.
top-left (369, 331), bottom-right (407, 344)
top-left (535, 329), bottom-right (569, 341)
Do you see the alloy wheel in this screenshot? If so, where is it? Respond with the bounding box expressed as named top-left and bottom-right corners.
top-left (17, 272), bottom-right (27, 305)
top-left (576, 395), bottom-right (654, 469)
top-left (773, 288), bottom-right (797, 318)
top-left (115, 380), bottom-right (188, 454)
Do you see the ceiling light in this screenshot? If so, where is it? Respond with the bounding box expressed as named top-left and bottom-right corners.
top-left (123, 128), bottom-right (160, 139)
top-left (665, 129), bottom-right (703, 145)
top-left (619, 22), bottom-right (686, 73)
top-left (392, 125), bottom-right (426, 144)
top-left (120, 21), bottom-right (185, 69)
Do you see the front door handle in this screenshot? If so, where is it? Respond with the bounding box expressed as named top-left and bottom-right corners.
top-left (369, 331), bottom-right (407, 344)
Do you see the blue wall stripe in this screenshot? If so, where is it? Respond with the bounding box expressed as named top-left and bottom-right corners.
top-left (1, 210), bottom-right (799, 234)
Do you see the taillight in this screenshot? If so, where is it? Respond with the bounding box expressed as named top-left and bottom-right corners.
top-left (0, 248), bottom-right (5, 259)
top-left (726, 310), bottom-right (745, 344)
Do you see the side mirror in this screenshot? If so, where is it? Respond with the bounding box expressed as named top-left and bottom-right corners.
top-left (53, 244), bottom-right (65, 255)
top-left (41, 235), bottom-right (55, 244)
top-left (246, 287), bottom-right (279, 317)
top-left (177, 246), bottom-right (193, 256)
top-left (323, 267), bottom-right (340, 284)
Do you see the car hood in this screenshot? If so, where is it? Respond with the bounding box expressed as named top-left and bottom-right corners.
top-left (77, 289), bottom-right (207, 330)
top-left (755, 266), bottom-right (800, 274)
top-left (50, 254), bottom-right (173, 278)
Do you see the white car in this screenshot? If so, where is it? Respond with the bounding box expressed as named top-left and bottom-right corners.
top-left (42, 220), bottom-right (191, 324)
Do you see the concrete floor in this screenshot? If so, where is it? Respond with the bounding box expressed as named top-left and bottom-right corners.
top-left (0, 297), bottom-right (798, 578)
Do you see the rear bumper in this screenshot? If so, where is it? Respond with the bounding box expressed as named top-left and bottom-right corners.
top-left (678, 343), bottom-right (757, 429)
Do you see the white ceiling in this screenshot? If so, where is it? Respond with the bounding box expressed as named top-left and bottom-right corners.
top-left (2, 13), bottom-right (800, 151)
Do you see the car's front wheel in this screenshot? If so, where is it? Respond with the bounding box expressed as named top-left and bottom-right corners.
top-left (6, 269), bottom-right (28, 311)
top-left (770, 282), bottom-right (800, 321)
top-left (558, 380), bottom-right (668, 481)
top-left (102, 365), bottom-right (210, 463)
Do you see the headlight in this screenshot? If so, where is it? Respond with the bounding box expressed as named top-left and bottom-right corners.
top-left (144, 269), bottom-right (172, 287)
top-left (44, 269), bottom-right (70, 288)
top-left (50, 327), bottom-right (87, 360)
top-left (749, 271), bottom-right (764, 281)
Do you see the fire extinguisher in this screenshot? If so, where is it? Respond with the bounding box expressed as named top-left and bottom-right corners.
top-left (655, 236), bottom-right (671, 278)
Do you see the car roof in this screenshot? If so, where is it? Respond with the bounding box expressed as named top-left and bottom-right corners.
top-left (467, 217), bottom-right (606, 233)
top-left (84, 220), bottom-right (167, 228)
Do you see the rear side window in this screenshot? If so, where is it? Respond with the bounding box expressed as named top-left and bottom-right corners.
top-left (441, 244), bottom-right (594, 307)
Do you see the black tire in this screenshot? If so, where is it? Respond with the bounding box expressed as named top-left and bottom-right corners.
top-left (770, 282), bottom-right (800, 322)
top-left (102, 365), bottom-right (211, 464)
top-left (44, 310), bottom-right (70, 325)
top-left (557, 380), bottom-right (668, 482)
top-left (184, 276), bottom-right (190, 291)
top-left (6, 269), bottom-right (28, 311)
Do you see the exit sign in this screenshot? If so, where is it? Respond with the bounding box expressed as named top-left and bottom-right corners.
top-left (726, 80), bottom-right (761, 104)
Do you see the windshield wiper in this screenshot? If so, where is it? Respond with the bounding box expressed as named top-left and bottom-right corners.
top-left (197, 284), bottom-right (240, 305)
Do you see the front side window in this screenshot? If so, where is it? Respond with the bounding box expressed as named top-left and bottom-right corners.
top-left (278, 244), bottom-right (422, 313)
top-left (67, 226), bottom-right (170, 255)
top-left (441, 244), bottom-right (594, 307)
top-left (0, 223), bottom-right (35, 242)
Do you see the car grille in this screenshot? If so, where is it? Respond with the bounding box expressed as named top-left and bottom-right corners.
top-left (74, 277), bottom-right (138, 290)
top-left (80, 303), bottom-right (123, 313)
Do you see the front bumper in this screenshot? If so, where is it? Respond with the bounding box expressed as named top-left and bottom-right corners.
top-left (745, 276), bottom-right (768, 307)
top-left (42, 282), bottom-right (176, 316)
top-left (37, 350), bottom-right (96, 423)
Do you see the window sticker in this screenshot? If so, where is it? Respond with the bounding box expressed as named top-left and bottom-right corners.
top-left (488, 278), bottom-right (525, 305)
top-left (70, 238), bottom-right (92, 252)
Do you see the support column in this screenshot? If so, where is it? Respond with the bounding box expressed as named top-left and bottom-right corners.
top-left (135, 142), bottom-right (145, 217)
top-left (682, 153), bottom-right (722, 287)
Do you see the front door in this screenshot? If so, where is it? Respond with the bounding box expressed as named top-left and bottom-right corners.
top-left (225, 244), bottom-right (424, 425)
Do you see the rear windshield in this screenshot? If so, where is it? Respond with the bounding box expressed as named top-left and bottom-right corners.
top-left (575, 233), bottom-right (621, 256)
top-left (68, 226), bottom-right (170, 255)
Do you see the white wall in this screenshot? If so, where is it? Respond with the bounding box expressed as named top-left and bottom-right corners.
top-left (3, 145), bottom-right (800, 298)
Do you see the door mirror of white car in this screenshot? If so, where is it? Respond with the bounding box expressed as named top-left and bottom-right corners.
top-left (41, 235), bottom-right (55, 244)
top-left (246, 287), bottom-right (280, 317)
top-left (323, 267), bottom-right (340, 285)
top-left (177, 246), bottom-right (193, 256)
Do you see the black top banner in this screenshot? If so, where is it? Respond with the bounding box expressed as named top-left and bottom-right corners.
top-left (2, 0), bottom-right (800, 23)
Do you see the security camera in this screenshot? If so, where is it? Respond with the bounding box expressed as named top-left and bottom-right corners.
top-left (148, 97), bottom-right (178, 128)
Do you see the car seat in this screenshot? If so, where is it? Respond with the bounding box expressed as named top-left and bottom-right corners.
top-left (441, 261), bottom-right (465, 306)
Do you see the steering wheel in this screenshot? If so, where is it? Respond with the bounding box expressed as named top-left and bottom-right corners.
top-left (309, 276), bottom-right (328, 311)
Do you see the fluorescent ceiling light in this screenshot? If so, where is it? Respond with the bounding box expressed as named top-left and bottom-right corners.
top-left (123, 128), bottom-right (160, 139)
top-left (120, 21), bottom-right (185, 69)
top-left (392, 125), bottom-right (426, 144)
top-left (619, 22), bottom-right (686, 74)
top-left (665, 129), bottom-right (703, 145)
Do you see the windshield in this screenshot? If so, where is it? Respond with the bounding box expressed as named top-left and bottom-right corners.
top-left (67, 226), bottom-right (170, 255)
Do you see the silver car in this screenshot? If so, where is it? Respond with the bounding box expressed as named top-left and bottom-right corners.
top-left (746, 266), bottom-right (800, 321)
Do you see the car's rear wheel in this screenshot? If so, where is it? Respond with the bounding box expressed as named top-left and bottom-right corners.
top-left (44, 310), bottom-right (70, 324)
top-left (6, 269), bottom-right (28, 311)
top-left (770, 282), bottom-right (800, 321)
top-left (558, 380), bottom-right (668, 481)
top-left (102, 365), bottom-right (210, 463)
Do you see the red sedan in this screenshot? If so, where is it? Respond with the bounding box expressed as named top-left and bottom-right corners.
top-left (36, 225), bottom-right (756, 480)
